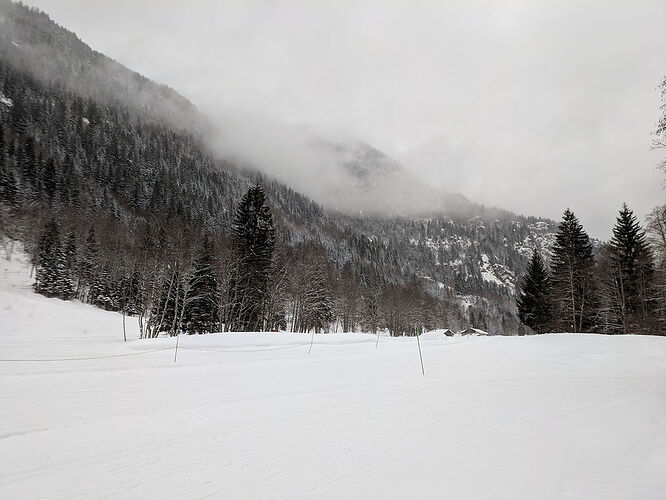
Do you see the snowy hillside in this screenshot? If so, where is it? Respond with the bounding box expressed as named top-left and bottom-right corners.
top-left (1, 248), bottom-right (665, 499)
top-left (0, 1), bottom-right (576, 335)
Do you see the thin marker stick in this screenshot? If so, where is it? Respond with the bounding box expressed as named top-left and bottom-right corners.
top-left (415, 325), bottom-right (424, 375)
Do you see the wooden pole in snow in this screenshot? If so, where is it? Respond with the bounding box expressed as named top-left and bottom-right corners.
top-left (122, 309), bottom-right (127, 342)
top-left (308, 330), bottom-right (315, 355)
top-left (415, 325), bottom-right (424, 375)
top-left (173, 333), bottom-right (180, 364)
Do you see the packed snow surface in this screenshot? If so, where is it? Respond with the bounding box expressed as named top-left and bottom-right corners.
top-left (1, 248), bottom-right (666, 499)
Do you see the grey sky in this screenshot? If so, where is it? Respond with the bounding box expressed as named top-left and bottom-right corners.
top-left (24, 0), bottom-right (666, 238)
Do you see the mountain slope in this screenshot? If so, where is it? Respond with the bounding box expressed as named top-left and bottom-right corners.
top-left (0, 0), bottom-right (560, 334)
top-left (0, 0), bottom-right (205, 134)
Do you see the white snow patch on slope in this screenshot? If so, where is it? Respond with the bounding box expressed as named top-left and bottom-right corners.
top-left (480, 253), bottom-right (504, 286)
top-left (0, 93), bottom-right (12, 107)
top-left (1, 245), bottom-right (665, 499)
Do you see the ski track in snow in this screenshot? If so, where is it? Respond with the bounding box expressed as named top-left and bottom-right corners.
top-left (1, 250), bottom-right (666, 499)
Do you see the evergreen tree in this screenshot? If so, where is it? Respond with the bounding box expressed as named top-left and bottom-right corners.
top-left (90, 264), bottom-right (113, 310)
top-left (78, 226), bottom-right (99, 300)
top-left (517, 249), bottom-right (553, 333)
top-left (34, 217), bottom-right (75, 299)
top-left (550, 209), bottom-right (598, 332)
top-left (63, 232), bottom-right (77, 277)
top-left (227, 184), bottom-right (275, 331)
top-left (0, 164), bottom-right (19, 206)
top-left (35, 217), bottom-right (61, 297)
top-left (0, 123), bottom-right (17, 205)
top-left (42, 157), bottom-right (57, 204)
top-left (606, 203), bottom-right (655, 332)
top-left (309, 292), bottom-right (334, 333)
top-left (0, 124), bottom-right (18, 205)
top-left (19, 136), bottom-right (37, 186)
top-left (0, 123), bottom-right (4, 163)
top-left (184, 237), bottom-right (220, 334)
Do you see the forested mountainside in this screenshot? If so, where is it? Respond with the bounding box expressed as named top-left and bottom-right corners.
top-left (0, 0), bottom-right (559, 335)
top-left (0, 0), bottom-right (204, 134)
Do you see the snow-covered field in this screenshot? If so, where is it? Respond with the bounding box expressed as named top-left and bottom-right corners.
top-left (1, 248), bottom-right (666, 499)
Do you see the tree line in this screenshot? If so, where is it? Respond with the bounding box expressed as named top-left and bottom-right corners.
top-left (0, 14), bottom-right (528, 336)
top-left (3, 3), bottom-right (665, 337)
top-left (518, 74), bottom-right (666, 336)
top-left (29, 184), bottom-right (474, 336)
top-left (517, 204), bottom-right (665, 334)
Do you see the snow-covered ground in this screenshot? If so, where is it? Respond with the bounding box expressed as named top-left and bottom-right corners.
top-left (1, 247), bottom-right (666, 499)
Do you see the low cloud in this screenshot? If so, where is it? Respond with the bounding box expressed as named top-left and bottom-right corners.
top-left (24, 0), bottom-right (666, 237)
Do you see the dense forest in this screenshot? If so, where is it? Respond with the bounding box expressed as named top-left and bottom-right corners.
top-left (1, 1), bottom-right (664, 336)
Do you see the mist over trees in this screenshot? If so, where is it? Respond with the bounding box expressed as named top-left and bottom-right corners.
top-left (0, 1), bottom-right (558, 337)
top-left (3, 2), bottom-right (664, 337)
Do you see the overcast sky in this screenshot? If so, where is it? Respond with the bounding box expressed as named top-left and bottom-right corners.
top-left (24, 0), bottom-right (666, 238)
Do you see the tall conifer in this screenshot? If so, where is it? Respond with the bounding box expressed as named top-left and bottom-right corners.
top-left (227, 184), bottom-right (275, 331)
top-left (78, 226), bottom-right (99, 301)
top-left (607, 204), bottom-right (655, 332)
top-left (550, 209), bottom-right (598, 332)
top-left (517, 249), bottom-right (553, 333)
top-left (35, 217), bottom-right (75, 299)
top-left (185, 237), bottom-right (220, 333)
